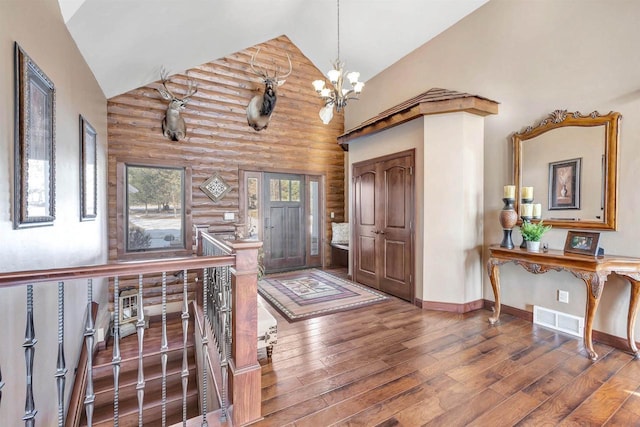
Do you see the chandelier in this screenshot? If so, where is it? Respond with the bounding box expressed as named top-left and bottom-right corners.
top-left (312, 0), bottom-right (365, 124)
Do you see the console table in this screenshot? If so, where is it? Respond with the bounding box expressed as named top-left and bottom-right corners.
top-left (487, 245), bottom-right (640, 360)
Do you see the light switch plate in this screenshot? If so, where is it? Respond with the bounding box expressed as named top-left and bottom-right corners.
top-left (224, 212), bottom-right (235, 221)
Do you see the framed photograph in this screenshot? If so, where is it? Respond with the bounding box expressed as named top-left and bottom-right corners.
top-left (80, 115), bottom-right (97, 221)
top-left (563, 230), bottom-right (600, 256)
top-left (548, 158), bottom-right (581, 210)
top-left (13, 43), bottom-right (56, 228)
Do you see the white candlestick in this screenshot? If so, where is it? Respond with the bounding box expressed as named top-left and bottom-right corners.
top-left (503, 185), bottom-right (515, 199)
top-left (522, 203), bottom-right (533, 217)
top-left (533, 203), bottom-right (542, 218)
top-left (521, 187), bottom-right (534, 200)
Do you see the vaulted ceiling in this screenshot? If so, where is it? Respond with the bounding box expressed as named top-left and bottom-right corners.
top-left (59, 0), bottom-right (488, 98)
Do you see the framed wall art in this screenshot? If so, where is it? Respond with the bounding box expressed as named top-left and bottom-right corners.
top-left (200, 172), bottom-right (231, 202)
top-left (13, 42), bottom-right (56, 229)
top-left (548, 158), bottom-right (581, 210)
top-left (563, 230), bottom-right (600, 256)
top-left (79, 115), bottom-right (97, 221)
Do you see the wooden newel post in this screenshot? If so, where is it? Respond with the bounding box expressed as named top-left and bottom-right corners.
top-left (229, 239), bottom-right (263, 426)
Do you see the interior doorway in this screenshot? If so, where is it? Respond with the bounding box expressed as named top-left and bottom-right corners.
top-left (241, 170), bottom-right (323, 274)
top-left (352, 150), bottom-right (415, 302)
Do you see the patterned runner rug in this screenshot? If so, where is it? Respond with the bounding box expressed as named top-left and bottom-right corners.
top-left (258, 269), bottom-right (388, 322)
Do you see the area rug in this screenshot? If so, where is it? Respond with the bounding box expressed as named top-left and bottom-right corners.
top-left (258, 269), bottom-right (388, 322)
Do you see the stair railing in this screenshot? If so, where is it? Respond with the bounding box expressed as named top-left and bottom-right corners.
top-left (193, 226), bottom-right (263, 426)
top-left (0, 235), bottom-right (262, 427)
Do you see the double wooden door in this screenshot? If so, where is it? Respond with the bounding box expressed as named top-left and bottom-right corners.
top-left (353, 150), bottom-right (414, 302)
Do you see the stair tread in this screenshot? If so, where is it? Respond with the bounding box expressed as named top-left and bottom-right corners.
top-left (94, 363), bottom-right (197, 396)
top-left (93, 372), bottom-right (198, 423)
top-left (80, 311), bottom-right (201, 427)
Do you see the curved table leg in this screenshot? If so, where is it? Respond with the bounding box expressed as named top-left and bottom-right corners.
top-left (620, 274), bottom-right (640, 358)
top-left (578, 271), bottom-right (605, 361)
top-left (487, 258), bottom-right (502, 325)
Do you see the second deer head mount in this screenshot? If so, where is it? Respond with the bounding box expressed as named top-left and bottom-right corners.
top-left (157, 68), bottom-right (198, 142)
top-left (246, 48), bottom-right (292, 131)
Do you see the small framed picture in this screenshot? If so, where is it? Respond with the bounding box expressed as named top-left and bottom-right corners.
top-left (549, 158), bottom-right (581, 210)
top-left (80, 115), bottom-right (97, 221)
top-left (563, 230), bottom-right (600, 256)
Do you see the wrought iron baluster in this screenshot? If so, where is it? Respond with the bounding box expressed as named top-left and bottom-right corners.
top-left (84, 279), bottom-right (95, 425)
top-left (135, 274), bottom-right (145, 427)
top-left (161, 272), bottom-right (168, 427)
top-left (0, 364), bottom-right (4, 408)
top-left (56, 281), bottom-right (68, 427)
top-left (219, 265), bottom-right (231, 422)
top-left (200, 267), bottom-right (209, 427)
top-left (112, 277), bottom-right (121, 427)
top-left (181, 269), bottom-right (189, 425)
top-left (23, 284), bottom-right (37, 427)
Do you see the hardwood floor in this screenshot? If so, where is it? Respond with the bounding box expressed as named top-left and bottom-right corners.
top-left (253, 269), bottom-right (640, 426)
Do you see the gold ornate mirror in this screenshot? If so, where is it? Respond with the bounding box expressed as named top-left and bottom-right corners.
top-left (513, 110), bottom-right (620, 230)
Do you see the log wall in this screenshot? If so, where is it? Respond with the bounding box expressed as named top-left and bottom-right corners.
top-left (107, 35), bottom-right (346, 266)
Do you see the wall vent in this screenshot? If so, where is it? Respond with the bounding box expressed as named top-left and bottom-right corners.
top-left (533, 305), bottom-right (584, 337)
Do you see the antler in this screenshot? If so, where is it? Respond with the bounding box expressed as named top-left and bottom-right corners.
top-left (182, 74), bottom-right (198, 101)
top-left (158, 67), bottom-right (176, 101)
top-left (250, 48), bottom-right (269, 78)
top-left (250, 48), bottom-right (293, 81)
top-left (157, 67), bottom-right (198, 101)
top-left (276, 54), bottom-right (293, 80)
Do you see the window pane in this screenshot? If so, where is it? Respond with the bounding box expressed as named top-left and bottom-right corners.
top-left (270, 179), bottom-right (280, 201)
top-left (280, 179), bottom-right (290, 201)
top-left (291, 180), bottom-right (301, 202)
top-left (126, 165), bottom-right (184, 252)
top-left (247, 177), bottom-right (259, 238)
top-left (310, 181), bottom-right (319, 256)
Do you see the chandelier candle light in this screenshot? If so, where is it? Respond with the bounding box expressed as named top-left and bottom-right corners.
top-left (312, 0), bottom-right (365, 124)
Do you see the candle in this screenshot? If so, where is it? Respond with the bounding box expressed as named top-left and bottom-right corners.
top-left (503, 185), bottom-right (516, 199)
top-left (521, 186), bottom-right (534, 200)
top-left (522, 203), bottom-right (533, 217)
top-left (532, 203), bottom-right (542, 218)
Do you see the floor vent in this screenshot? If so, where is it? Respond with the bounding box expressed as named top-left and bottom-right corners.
top-left (533, 305), bottom-right (584, 337)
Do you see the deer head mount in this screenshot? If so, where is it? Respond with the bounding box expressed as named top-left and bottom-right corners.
top-left (156, 68), bottom-right (198, 142)
top-left (246, 48), bottom-right (292, 131)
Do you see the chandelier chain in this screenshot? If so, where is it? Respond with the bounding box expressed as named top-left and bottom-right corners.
top-left (337, 0), bottom-right (340, 61)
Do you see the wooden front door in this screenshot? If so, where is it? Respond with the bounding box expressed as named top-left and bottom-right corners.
top-left (263, 173), bottom-right (306, 272)
top-left (353, 150), bottom-right (414, 301)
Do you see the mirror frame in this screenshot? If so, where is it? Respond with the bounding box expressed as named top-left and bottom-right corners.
top-left (513, 110), bottom-right (620, 231)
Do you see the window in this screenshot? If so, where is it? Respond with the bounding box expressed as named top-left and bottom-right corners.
top-left (117, 160), bottom-right (192, 259)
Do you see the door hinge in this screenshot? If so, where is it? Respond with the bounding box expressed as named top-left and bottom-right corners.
top-left (409, 167), bottom-right (413, 175)
top-left (409, 274), bottom-right (412, 284)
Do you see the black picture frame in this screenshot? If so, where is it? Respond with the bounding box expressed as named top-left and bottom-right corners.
top-left (80, 115), bottom-right (97, 221)
top-left (549, 158), bottom-right (581, 210)
top-left (563, 230), bottom-right (600, 256)
top-left (14, 42), bottom-right (56, 229)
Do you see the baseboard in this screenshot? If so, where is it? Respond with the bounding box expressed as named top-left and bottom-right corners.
top-left (415, 298), bottom-right (484, 313)
top-left (482, 299), bottom-right (638, 353)
top-left (483, 300), bottom-right (533, 321)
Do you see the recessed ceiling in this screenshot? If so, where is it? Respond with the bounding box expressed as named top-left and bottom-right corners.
top-left (60, 0), bottom-right (488, 98)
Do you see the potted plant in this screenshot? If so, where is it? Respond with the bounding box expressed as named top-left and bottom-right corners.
top-left (520, 220), bottom-right (552, 252)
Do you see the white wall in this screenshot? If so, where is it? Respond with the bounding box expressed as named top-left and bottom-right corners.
top-left (346, 0), bottom-right (640, 340)
top-left (422, 112), bottom-right (484, 305)
top-left (0, 0), bottom-right (108, 423)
